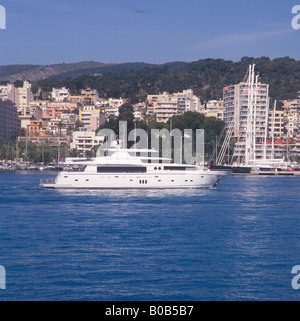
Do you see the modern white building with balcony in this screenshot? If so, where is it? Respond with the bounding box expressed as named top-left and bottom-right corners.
top-left (223, 77), bottom-right (270, 161)
top-left (51, 87), bottom-right (70, 102)
top-left (70, 128), bottom-right (105, 155)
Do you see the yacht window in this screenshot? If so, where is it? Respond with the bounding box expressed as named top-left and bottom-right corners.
top-left (97, 166), bottom-right (147, 173)
top-left (164, 166), bottom-right (187, 171)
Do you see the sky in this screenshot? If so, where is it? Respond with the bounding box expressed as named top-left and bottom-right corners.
top-left (0, 0), bottom-right (300, 65)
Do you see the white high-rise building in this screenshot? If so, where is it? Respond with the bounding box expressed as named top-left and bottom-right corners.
top-left (16, 81), bottom-right (34, 114)
top-left (223, 66), bottom-right (270, 162)
top-left (0, 81), bottom-right (34, 115)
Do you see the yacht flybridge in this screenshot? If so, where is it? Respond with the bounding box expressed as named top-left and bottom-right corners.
top-left (40, 144), bottom-right (231, 189)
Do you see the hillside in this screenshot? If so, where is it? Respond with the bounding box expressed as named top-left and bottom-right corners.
top-left (32, 56), bottom-right (300, 103)
top-left (1, 57), bottom-right (300, 102)
top-left (0, 61), bottom-right (187, 82)
top-left (0, 61), bottom-right (115, 82)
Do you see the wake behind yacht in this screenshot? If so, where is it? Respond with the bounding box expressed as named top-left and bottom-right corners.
top-left (40, 144), bottom-right (231, 189)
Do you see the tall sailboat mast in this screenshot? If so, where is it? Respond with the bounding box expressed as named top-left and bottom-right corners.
top-left (271, 100), bottom-right (277, 159)
top-left (245, 64), bottom-right (257, 166)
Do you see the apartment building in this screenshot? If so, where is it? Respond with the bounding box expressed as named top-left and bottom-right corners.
top-left (79, 106), bottom-right (106, 131)
top-left (70, 128), bottom-right (105, 155)
top-left (202, 100), bottom-right (224, 120)
top-left (268, 109), bottom-right (285, 139)
top-left (223, 80), bottom-right (270, 160)
top-left (282, 98), bottom-right (300, 138)
top-left (0, 81), bottom-right (34, 115)
top-left (173, 89), bottom-right (201, 113)
top-left (147, 93), bottom-right (179, 123)
top-left (147, 89), bottom-right (201, 122)
top-left (81, 88), bottom-right (99, 105)
top-left (16, 81), bottom-right (34, 115)
top-left (0, 83), bottom-right (16, 102)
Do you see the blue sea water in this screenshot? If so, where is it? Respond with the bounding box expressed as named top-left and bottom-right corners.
top-left (0, 172), bottom-right (300, 301)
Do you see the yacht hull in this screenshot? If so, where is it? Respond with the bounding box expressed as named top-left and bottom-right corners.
top-left (41, 170), bottom-right (230, 189)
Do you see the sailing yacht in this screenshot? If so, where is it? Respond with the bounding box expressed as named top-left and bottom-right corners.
top-left (40, 142), bottom-right (231, 189)
top-left (212, 64), bottom-right (297, 173)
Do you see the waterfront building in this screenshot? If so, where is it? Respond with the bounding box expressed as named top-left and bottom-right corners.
top-left (268, 109), bottom-right (285, 139)
top-left (223, 82), bottom-right (269, 139)
top-left (223, 76), bottom-right (270, 161)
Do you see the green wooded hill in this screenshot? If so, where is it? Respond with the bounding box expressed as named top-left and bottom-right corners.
top-left (33, 56), bottom-right (300, 103)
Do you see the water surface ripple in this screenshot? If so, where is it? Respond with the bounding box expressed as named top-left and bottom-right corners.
top-left (0, 172), bottom-right (300, 301)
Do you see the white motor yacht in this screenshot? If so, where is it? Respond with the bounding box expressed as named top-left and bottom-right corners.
top-left (40, 145), bottom-right (231, 189)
